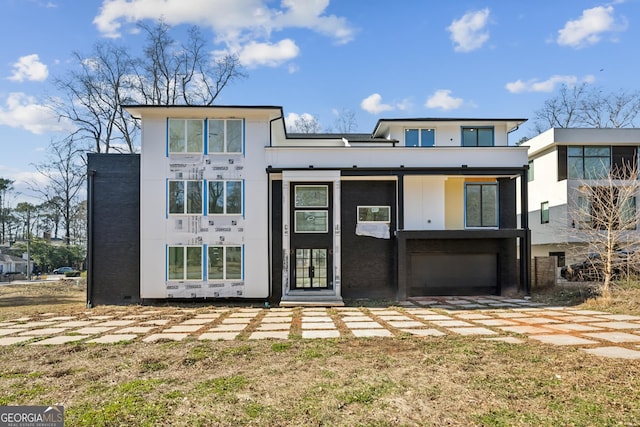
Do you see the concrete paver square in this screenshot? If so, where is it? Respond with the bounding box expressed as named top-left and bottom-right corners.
top-left (530, 334), bottom-right (598, 346)
top-left (88, 316), bottom-right (113, 320)
top-left (228, 312), bottom-right (259, 318)
top-left (555, 315), bottom-right (598, 323)
top-left (19, 321), bottom-right (58, 328)
top-left (378, 315), bottom-right (412, 321)
top-left (0, 329), bottom-right (19, 336)
top-left (588, 321), bottom-right (640, 330)
top-left (474, 319), bottom-right (518, 326)
top-left (0, 322), bottom-right (16, 327)
top-left (498, 325), bottom-right (554, 334)
top-left (143, 333), bottom-right (189, 342)
top-left (583, 332), bottom-right (640, 343)
top-left (546, 323), bottom-right (604, 332)
top-left (19, 328), bottom-right (68, 336)
top-left (199, 332), bottom-right (239, 341)
top-left (88, 334), bottom-right (138, 344)
top-left (448, 327), bottom-right (498, 336)
top-left (366, 309), bottom-right (400, 315)
top-left (529, 310), bottom-right (573, 317)
top-left (56, 320), bottom-right (98, 327)
top-left (415, 314), bottom-right (453, 321)
top-left (249, 331), bottom-right (290, 340)
top-left (494, 312), bottom-right (530, 318)
top-left (430, 320), bottom-right (475, 327)
top-left (0, 336), bottom-right (34, 345)
top-left (595, 314), bottom-right (640, 321)
top-left (211, 324), bottom-right (247, 332)
top-left (344, 321), bottom-right (383, 329)
top-left (568, 310), bottom-right (608, 315)
top-left (301, 316), bottom-right (334, 323)
top-left (31, 335), bottom-right (90, 345)
top-left (400, 329), bottom-right (446, 337)
top-left (115, 326), bottom-right (156, 334)
top-left (484, 337), bottom-right (525, 344)
top-left (302, 330), bottom-right (340, 339)
top-left (302, 322), bottom-right (337, 330)
top-left (404, 309), bottom-right (438, 315)
top-left (194, 313), bottom-right (223, 319)
top-left (454, 313), bottom-right (493, 320)
top-left (387, 321), bottom-right (425, 328)
top-left (164, 325), bottom-right (203, 333)
top-left (583, 346), bottom-right (640, 359)
top-left (514, 317), bottom-right (561, 325)
top-left (257, 323), bottom-right (291, 331)
top-left (75, 327), bottom-right (115, 334)
top-left (45, 316), bottom-right (77, 321)
top-left (352, 329), bottom-right (393, 338)
top-left (94, 320), bottom-right (136, 327)
top-left (339, 316), bottom-right (372, 322)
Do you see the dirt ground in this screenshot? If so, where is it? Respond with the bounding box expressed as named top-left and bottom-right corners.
top-left (0, 281), bottom-right (639, 426)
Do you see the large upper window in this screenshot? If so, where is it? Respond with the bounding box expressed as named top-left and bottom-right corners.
top-left (168, 119), bottom-right (203, 153)
top-left (208, 119), bottom-right (243, 153)
top-left (465, 183), bottom-right (498, 228)
top-left (208, 246), bottom-right (242, 280)
top-left (168, 180), bottom-right (203, 215)
top-left (462, 127), bottom-right (494, 147)
top-left (578, 187), bottom-right (637, 230)
top-left (208, 180), bottom-right (242, 215)
top-left (568, 146), bottom-right (610, 179)
top-left (168, 246), bottom-right (202, 281)
top-left (405, 128), bottom-right (435, 147)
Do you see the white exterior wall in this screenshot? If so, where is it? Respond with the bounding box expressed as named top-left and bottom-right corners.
top-left (404, 176), bottom-right (445, 230)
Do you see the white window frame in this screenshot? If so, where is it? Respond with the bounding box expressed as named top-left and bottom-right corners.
top-left (404, 128), bottom-right (435, 147)
top-left (208, 119), bottom-right (243, 154)
top-left (207, 246), bottom-right (243, 280)
top-left (167, 245), bottom-right (203, 281)
top-left (168, 119), bottom-right (204, 154)
top-left (208, 180), bottom-right (243, 215)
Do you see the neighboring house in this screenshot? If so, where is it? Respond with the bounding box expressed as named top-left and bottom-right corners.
top-left (525, 128), bottom-right (640, 267)
top-left (86, 105), bottom-right (530, 306)
top-left (0, 253), bottom-right (28, 274)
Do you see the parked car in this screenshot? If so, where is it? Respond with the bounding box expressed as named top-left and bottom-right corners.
top-left (561, 251), bottom-right (638, 281)
top-left (53, 267), bottom-right (74, 274)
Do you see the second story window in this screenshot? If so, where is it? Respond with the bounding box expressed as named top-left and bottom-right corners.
top-left (462, 127), bottom-right (494, 147)
top-left (168, 180), bottom-right (203, 215)
top-left (569, 146), bottom-right (610, 179)
top-left (209, 119), bottom-right (243, 154)
top-left (405, 129), bottom-right (435, 147)
top-left (168, 119), bottom-right (204, 153)
top-left (208, 180), bottom-right (243, 215)
top-left (465, 183), bottom-right (498, 228)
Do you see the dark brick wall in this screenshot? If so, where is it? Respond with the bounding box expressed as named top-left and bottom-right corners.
top-left (87, 154), bottom-right (140, 305)
top-left (270, 180), bottom-right (282, 304)
top-left (498, 178), bottom-right (517, 229)
top-left (340, 180), bottom-right (396, 299)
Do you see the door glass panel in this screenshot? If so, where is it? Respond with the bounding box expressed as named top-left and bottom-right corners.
top-left (295, 186), bottom-right (328, 207)
top-left (295, 249), bottom-right (328, 289)
top-left (295, 211), bottom-right (328, 233)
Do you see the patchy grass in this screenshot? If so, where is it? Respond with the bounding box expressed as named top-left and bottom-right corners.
top-left (0, 282), bottom-right (640, 425)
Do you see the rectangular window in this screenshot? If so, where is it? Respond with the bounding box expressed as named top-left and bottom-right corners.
top-left (541, 201), bottom-right (549, 224)
top-left (357, 206), bottom-right (390, 223)
top-left (168, 246), bottom-right (202, 281)
top-left (462, 127), bottom-right (494, 147)
top-left (549, 251), bottom-right (566, 267)
top-left (208, 180), bottom-right (242, 214)
top-left (208, 246), bottom-right (242, 280)
top-left (578, 188), bottom-right (637, 230)
top-left (528, 160), bottom-right (534, 182)
top-left (295, 211), bottom-right (328, 233)
top-left (568, 146), bottom-right (611, 179)
top-left (168, 119), bottom-right (203, 153)
top-left (168, 180), bottom-right (203, 215)
top-left (465, 183), bottom-right (498, 227)
top-left (405, 128), bottom-right (435, 147)
top-left (208, 119), bottom-right (243, 154)
top-left (295, 185), bottom-right (328, 208)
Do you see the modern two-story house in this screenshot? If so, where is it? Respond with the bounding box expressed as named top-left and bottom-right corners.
top-left (525, 127), bottom-right (640, 267)
top-left (86, 105), bottom-right (530, 306)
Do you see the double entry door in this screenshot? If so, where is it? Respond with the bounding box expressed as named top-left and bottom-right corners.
top-left (290, 183), bottom-right (333, 290)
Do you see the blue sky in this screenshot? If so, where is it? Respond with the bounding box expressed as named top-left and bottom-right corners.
top-left (1, 0), bottom-right (638, 201)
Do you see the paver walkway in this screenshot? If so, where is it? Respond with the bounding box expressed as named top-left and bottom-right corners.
top-left (1, 296), bottom-right (640, 359)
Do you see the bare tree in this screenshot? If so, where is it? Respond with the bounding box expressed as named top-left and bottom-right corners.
top-left (135, 20), bottom-right (246, 106)
top-left (291, 114), bottom-right (322, 133)
top-left (333, 109), bottom-right (358, 133)
top-left (566, 163), bottom-right (640, 299)
top-left (534, 84), bottom-right (640, 133)
top-left (53, 41), bottom-right (139, 154)
top-left (31, 139), bottom-right (86, 245)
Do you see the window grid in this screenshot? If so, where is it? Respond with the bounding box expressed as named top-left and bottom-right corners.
top-left (405, 128), bottom-right (435, 147)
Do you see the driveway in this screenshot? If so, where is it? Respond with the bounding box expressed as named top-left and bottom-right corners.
top-left (1, 296), bottom-right (640, 359)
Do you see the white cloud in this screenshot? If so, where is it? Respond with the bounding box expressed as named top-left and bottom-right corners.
top-left (447, 8), bottom-right (490, 52)
top-left (505, 75), bottom-right (595, 93)
top-left (557, 5), bottom-right (626, 48)
top-left (360, 93), bottom-right (395, 114)
top-left (8, 54), bottom-right (49, 82)
top-left (425, 90), bottom-right (464, 111)
top-left (237, 39), bottom-right (300, 68)
top-left (93, 0), bottom-right (355, 66)
top-left (0, 93), bottom-right (69, 135)
top-left (285, 112), bottom-right (319, 132)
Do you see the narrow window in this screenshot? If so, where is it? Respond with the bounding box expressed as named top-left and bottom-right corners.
top-left (528, 160), bottom-right (534, 182)
top-left (541, 201), bottom-right (549, 224)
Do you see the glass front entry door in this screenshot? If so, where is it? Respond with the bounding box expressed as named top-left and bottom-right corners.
top-left (294, 249), bottom-right (328, 289)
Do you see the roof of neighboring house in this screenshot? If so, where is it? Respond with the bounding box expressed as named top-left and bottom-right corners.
top-left (0, 254), bottom-right (26, 263)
